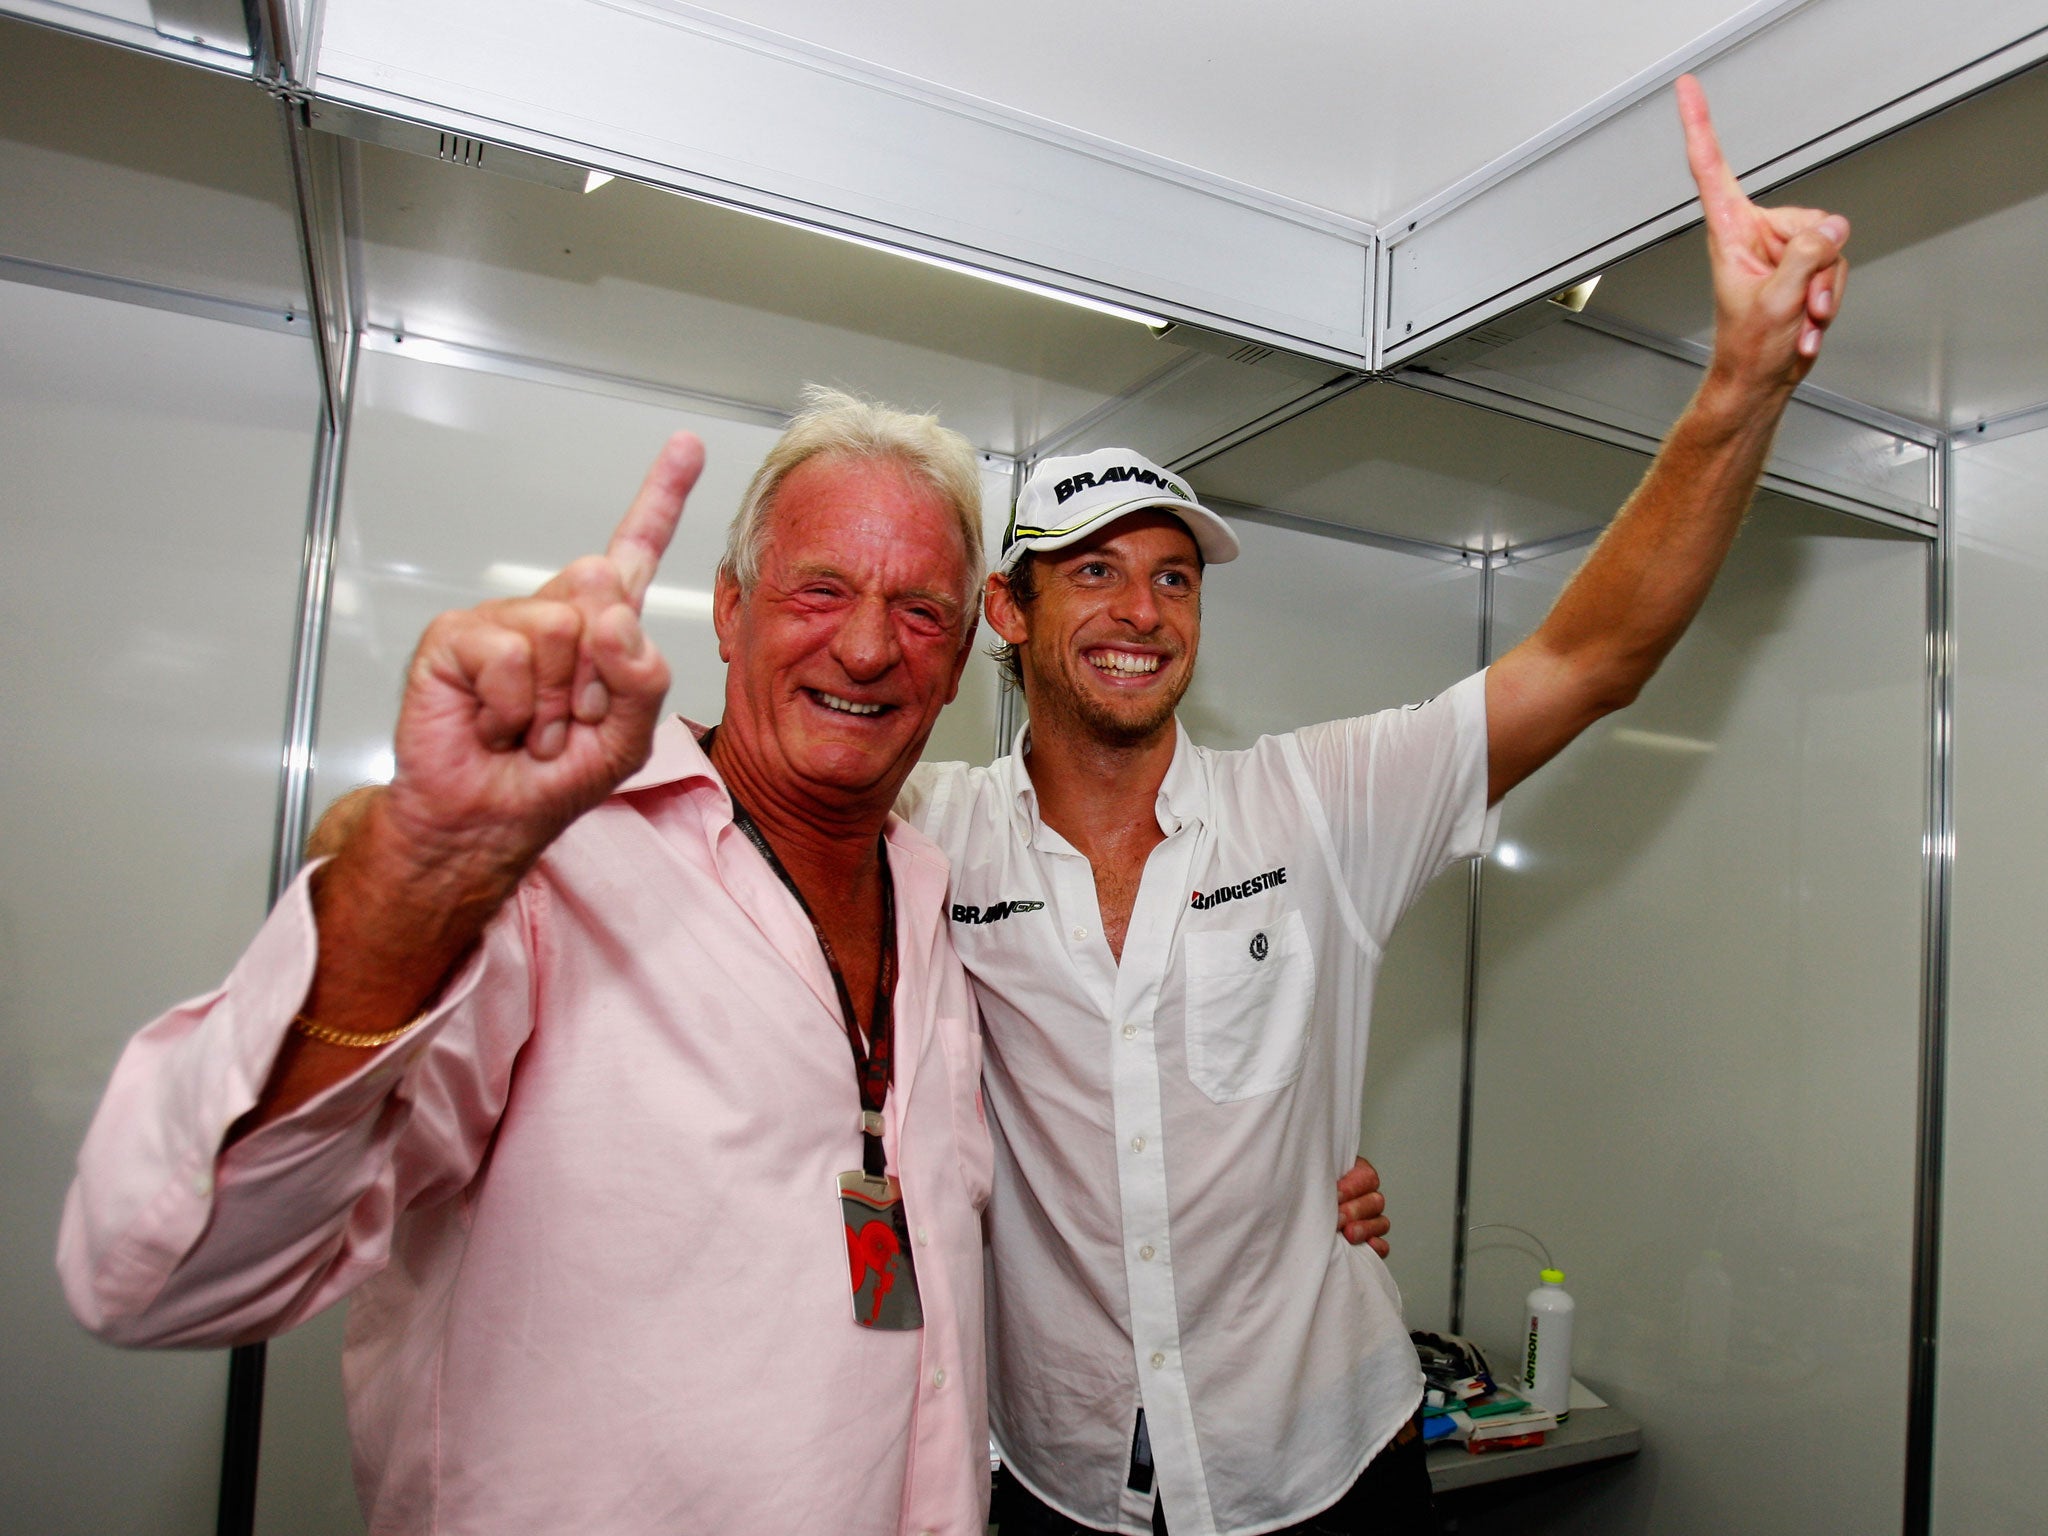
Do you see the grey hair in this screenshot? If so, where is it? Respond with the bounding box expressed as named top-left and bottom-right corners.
top-left (719, 385), bottom-right (986, 607)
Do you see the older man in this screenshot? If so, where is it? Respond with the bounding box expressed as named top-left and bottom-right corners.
top-left (898, 78), bottom-right (1851, 1535)
top-left (59, 392), bottom-right (998, 1534)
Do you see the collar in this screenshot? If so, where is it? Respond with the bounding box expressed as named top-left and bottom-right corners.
top-left (617, 716), bottom-right (950, 876)
top-left (616, 715), bottom-right (723, 795)
top-left (1000, 715), bottom-right (1208, 849)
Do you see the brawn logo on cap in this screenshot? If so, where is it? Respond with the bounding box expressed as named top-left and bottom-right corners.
top-left (1052, 464), bottom-right (1193, 508)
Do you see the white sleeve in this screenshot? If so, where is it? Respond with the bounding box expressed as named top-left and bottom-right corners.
top-left (894, 758), bottom-right (966, 838)
top-left (1286, 669), bottom-right (1497, 949)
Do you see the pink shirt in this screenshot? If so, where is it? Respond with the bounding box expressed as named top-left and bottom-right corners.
top-left (58, 720), bottom-right (994, 1536)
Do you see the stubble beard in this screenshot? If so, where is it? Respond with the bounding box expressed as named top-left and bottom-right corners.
top-left (1029, 653), bottom-right (1191, 750)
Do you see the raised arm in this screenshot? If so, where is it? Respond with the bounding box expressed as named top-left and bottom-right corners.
top-left (1484, 76), bottom-right (1850, 802)
top-left (238, 431), bottom-right (705, 1130)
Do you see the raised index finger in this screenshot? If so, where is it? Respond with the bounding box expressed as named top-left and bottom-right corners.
top-left (606, 430), bottom-right (706, 609)
top-left (1675, 74), bottom-right (1748, 238)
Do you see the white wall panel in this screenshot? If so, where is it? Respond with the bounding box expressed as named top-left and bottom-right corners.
top-left (309, 0), bottom-right (1378, 362)
top-left (1459, 499), bottom-right (1926, 1534)
top-left (1934, 427), bottom-right (2048, 1536)
top-left (0, 282), bottom-right (319, 1534)
top-left (1175, 516), bottom-right (1482, 1328)
top-left (0, 16), bottom-right (304, 315)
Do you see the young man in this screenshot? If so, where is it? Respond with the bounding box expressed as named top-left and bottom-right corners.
top-left (898, 77), bottom-right (1851, 1535)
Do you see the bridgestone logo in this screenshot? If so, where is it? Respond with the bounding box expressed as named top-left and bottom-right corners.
top-left (1189, 867), bottom-right (1286, 911)
top-left (951, 899), bottom-right (1046, 925)
top-left (1053, 465), bottom-right (1191, 505)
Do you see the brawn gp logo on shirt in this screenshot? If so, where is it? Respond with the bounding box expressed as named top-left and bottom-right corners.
top-left (951, 899), bottom-right (1046, 925)
top-left (1188, 866), bottom-right (1287, 911)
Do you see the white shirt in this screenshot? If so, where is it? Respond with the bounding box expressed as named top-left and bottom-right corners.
top-left (900, 671), bottom-right (1496, 1536)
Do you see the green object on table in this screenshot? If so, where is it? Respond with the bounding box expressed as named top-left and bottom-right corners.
top-left (1466, 1394), bottom-right (1533, 1419)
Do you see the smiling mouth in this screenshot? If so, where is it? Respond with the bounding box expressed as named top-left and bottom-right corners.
top-left (1085, 649), bottom-right (1163, 678)
top-left (806, 688), bottom-right (891, 717)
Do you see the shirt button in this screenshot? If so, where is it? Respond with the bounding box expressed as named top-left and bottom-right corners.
top-left (1072, 926), bottom-right (1089, 940)
top-left (915, 1226), bottom-right (929, 1247)
top-left (1150, 1351), bottom-right (1166, 1369)
top-left (1139, 1245), bottom-right (1155, 1262)
top-left (1122, 1023), bottom-right (1137, 1041)
top-left (1130, 1135), bottom-right (1146, 1152)
top-left (933, 1368), bottom-right (947, 1388)
top-left (191, 1170), bottom-right (213, 1197)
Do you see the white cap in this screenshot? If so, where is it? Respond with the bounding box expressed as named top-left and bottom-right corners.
top-left (999, 447), bottom-right (1239, 574)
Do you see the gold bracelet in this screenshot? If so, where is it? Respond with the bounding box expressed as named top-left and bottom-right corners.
top-left (290, 1011), bottom-right (428, 1050)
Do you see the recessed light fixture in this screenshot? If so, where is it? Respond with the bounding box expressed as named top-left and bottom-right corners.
top-left (1549, 275), bottom-right (1601, 313)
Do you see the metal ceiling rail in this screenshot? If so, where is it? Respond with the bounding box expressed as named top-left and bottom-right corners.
top-left (1201, 495), bottom-right (1478, 567)
top-left (356, 326), bottom-right (798, 435)
top-left (1955, 397), bottom-right (2048, 448)
top-left (1562, 307), bottom-right (1945, 450)
top-left (1902, 434), bottom-right (1956, 1536)
top-left (1391, 367), bottom-right (1939, 539)
top-left (1019, 351), bottom-right (1212, 465)
top-left (0, 252), bottom-right (311, 336)
top-left (2, 0), bottom-right (255, 73)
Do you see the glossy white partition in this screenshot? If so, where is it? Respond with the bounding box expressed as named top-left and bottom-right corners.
top-left (0, 282), bottom-right (318, 1534)
top-left (1935, 425), bottom-right (2048, 1536)
top-left (256, 347), bottom-right (1010, 1533)
top-left (1174, 511), bottom-right (1480, 1329)
top-left (1459, 497), bottom-right (1927, 1534)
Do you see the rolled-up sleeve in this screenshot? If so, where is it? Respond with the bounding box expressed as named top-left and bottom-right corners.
top-left (1288, 669), bottom-right (1500, 949)
top-left (56, 862), bottom-right (528, 1348)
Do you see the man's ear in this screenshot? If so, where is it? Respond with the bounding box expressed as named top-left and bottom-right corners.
top-left (712, 569), bottom-right (742, 663)
top-left (984, 570), bottom-right (1029, 646)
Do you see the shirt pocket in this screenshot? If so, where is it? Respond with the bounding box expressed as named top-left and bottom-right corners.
top-left (1183, 910), bottom-right (1317, 1103)
top-left (936, 1018), bottom-right (995, 1211)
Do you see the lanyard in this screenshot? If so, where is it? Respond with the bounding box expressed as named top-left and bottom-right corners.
top-left (717, 763), bottom-right (898, 1179)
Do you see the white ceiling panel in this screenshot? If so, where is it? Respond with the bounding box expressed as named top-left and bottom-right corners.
top-left (1185, 380), bottom-right (1652, 551)
top-left (1586, 59), bottom-right (2048, 430)
top-left (349, 140), bottom-right (1189, 455)
top-left (0, 16), bottom-right (303, 312)
top-left (690, 0), bottom-right (1759, 224)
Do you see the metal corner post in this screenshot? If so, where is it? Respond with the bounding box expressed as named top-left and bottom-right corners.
top-left (1447, 549), bottom-right (1495, 1334)
top-left (216, 74), bottom-right (361, 1536)
top-left (1902, 434), bottom-right (1955, 1536)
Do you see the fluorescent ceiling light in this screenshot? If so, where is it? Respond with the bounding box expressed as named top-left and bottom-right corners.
top-left (482, 562), bottom-right (714, 620)
top-left (800, 222), bottom-right (1168, 329)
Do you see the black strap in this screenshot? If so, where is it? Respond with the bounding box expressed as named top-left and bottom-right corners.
top-left (711, 736), bottom-right (898, 1179)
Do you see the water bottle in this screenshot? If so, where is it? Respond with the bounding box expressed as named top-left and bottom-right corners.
top-left (1522, 1268), bottom-right (1575, 1420)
